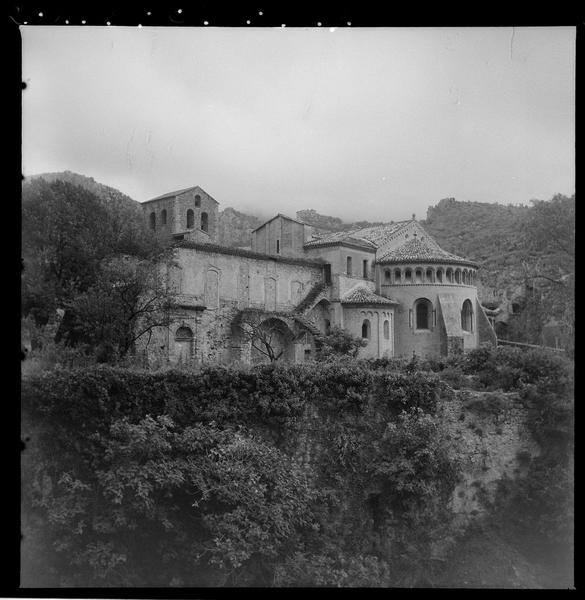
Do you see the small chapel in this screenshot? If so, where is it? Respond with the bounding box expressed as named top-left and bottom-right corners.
top-left (141, 185), bottom-right (497, 365)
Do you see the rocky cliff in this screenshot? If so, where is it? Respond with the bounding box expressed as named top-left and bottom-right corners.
top-left (217, 206), bottom-right (263, 248)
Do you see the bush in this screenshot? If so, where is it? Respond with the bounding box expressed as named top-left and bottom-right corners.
top-left (21, 361), bottom-right (460, 587)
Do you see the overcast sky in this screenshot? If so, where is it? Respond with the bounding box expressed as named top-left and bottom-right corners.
top-left (22, 26), bottom-right (575, 221)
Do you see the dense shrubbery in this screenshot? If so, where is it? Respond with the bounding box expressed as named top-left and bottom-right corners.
top-left (22, 361), bottom-right (459, 587)
top-left (21, 346), bottom-right (572, 587)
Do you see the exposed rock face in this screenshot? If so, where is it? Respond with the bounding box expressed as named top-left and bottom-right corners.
top-left (296, 209), bottom-right (346, 232)
top-left (218, 207), bottom-right (262, 248)
top-left (296, 209), bottom-right (386, 233)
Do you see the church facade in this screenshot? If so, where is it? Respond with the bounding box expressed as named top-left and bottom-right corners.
top-left (141, 185), bottom-right (497, 365)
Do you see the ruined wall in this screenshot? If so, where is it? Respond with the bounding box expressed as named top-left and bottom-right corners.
top-left (440, 390), bottom-right (540, 528)
top-left (157, 245), bottom-right (324, 365)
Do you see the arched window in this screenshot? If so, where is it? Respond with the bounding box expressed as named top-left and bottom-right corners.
top-left (394, 268), bottom-right (402, 283)
top-left (405, 269), bottom-right (412, 283)
top-left (361, 319), bottom-right (370, 339)
top-left (446, 268), bottom-right (453, 283)
top-left (415, 298), bottom-right (432, 330)
top-left (426, 268), bottom-right (434, 283)
top-left (346, 256), bottom-right (353, 276)
top-left (201, 212), bottom-right (209, 232)
top-left (175, 326), bottom-right (193, 363)
top-left (455, 269), bottom-right (461, 284)
top-left (186, 209), bottom-right (194, 229)
top-left (384, 269), bottom-right (391, 284)
top-left (161, 209), bottom-right (167, 225)
top-left (436, 268), bottom-right (443, 283)
top-left (461, 299), bottom-right (473, 332)
top-left (415, 268), bottom-right (423, 283)
top-left (383, 319), bottom-right (390, 340)
top-left (194, 194), bottom-right (201, 207)
top-left (149, 211), bottom-right (156, 230)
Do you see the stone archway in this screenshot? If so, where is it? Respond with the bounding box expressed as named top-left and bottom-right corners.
top-left (232, 311), bottom-right (296, 364)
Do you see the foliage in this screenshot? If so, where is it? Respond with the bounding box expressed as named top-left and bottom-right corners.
top-left (274, 551), bottom-right (391, 587)
top-left (24, 414), bottom-right (318, 586)
top-left (314, 325), bottom-right (367, 361)
top-left (22, 361), bottom-right (460, 587)
top-left (22, 178), bottom-right (165, 352)
top-left (62, 256), bottom-right (178, 360)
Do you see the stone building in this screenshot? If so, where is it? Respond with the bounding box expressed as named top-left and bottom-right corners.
top-left (142, 186), bottom-right (496, 365)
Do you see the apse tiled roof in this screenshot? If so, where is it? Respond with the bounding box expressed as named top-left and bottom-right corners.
top-left (347, 221), bottom-right (410, 245)
top-left (304, 231), bottom-right (377, 250)
top-left (341, 285), bottom-right (399, 305)
top-left (377, 235), bottom-right (478, 267)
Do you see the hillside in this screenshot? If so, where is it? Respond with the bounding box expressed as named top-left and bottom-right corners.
top-left (217, 206), bottom-right (262, 248)
top-left (27, 170), bottom-right (141, 213)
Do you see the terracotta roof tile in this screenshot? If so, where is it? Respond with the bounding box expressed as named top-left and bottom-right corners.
top-left (341, 284), bottom-right (399, 305)
top-left (377, 235), bottom-right (477, 267)
top-left (304, 231), bottom-right (377, 250)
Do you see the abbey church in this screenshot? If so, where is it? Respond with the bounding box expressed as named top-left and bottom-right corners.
top-left (142, 185), bottom-right (497, 365)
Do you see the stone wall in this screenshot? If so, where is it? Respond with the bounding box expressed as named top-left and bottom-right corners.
top-left (384, 282), bottom-right (478, 358)
top-left (251, 215), bottom-right (308, 258)
top-left (142, 187), bottom-right (219, 242)
top-left (441, 390), bottom-right (540, 528)
top-left (342, 306), bottom-right (395, 358)
top-left (150, 245), bottom-right (325, 365)
top-left (288, 388), bottom-right (540, 534)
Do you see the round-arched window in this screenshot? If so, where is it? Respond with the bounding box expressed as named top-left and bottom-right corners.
top-left (194, 194), bottom-right (201, 207)
top-left (186, 209), bottom-right (194, 229)
top-left (414, 298), bottom-right (432, 330)
top-left (149, 211), bottom-right (156, 230)
top-left (201, 212), bottom-right (209, 232)
top-left (461, 300), bottom-right (473, 332)
top-left (362, 319), bottom-right (371, 339)
top-left (383, 319), bottom-right (390, 340)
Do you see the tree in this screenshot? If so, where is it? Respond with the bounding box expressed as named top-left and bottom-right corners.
top-left (236, 313), bottom-right (293, 363)
top-left (511, 194), bottom-right (575, 350)
top-left (22, 413), bottom-right (319, 586)
top-left (314, 325), bottom-right (367, 361)
top-left (22, 178), bottom-right (163, 326)
top-left (61, 255), bottom-right (178, 361)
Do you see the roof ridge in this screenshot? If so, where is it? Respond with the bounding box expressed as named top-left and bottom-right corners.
top-left (145, 185), bottom-right (218, 204)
